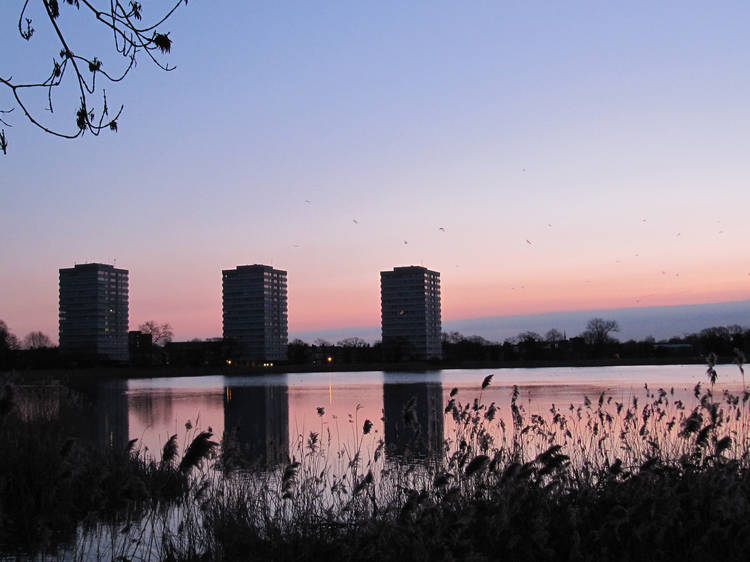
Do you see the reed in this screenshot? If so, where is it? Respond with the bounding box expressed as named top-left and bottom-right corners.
top-left (151, 369), bottom-right (750, 561)
top-left (0, 377), bottom-right (217, 557)
top-left (5, 366), bottom-right (750, 561)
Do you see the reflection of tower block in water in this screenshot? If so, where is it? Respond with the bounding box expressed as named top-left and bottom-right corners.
top-left (223, 385), bottom-right (289, 469)
top-left (70, 380), bottom-right (130, 451)
top-left (383, 382), bottom-right (443, 461)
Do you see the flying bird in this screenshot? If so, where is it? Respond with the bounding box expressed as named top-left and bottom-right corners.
top-left (438, 227), bottom-right (446, 232)
top-left (304, 199), bottom-right (311, 204)
top-left (353, 219), bottom-right (358, 224)
top-left (526, 239), bottom-right (532, 245)
top-left (403, 240), bottom-right (408, 245)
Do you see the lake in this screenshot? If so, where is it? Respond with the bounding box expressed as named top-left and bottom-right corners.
top-left (55, 363), bottom-right (745, 470)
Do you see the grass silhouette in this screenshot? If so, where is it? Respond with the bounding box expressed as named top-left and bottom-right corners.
top-left (4, 366), bottom-right (750, 560)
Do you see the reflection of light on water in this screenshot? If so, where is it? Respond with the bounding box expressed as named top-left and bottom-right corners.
top-left (329, 373), bottom-right (333, 405)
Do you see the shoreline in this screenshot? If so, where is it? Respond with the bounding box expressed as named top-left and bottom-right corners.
top-left (2, 356), bottom-right (710, 381)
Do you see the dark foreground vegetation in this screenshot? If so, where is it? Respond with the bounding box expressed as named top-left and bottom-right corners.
top-left (4, 361), bottom-right (750, 560)
top-left (0, 380), bottom-right (215, 558)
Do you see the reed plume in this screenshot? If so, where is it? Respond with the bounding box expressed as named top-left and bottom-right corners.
top-left (179, 431), bottom-right (218, 473)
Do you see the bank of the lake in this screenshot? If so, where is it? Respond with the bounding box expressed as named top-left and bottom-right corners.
top-left (1, 355), bottom-right (714, 382)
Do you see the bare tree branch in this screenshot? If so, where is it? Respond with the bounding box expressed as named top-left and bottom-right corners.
top-left (1, 0), bottom-right (188, 153)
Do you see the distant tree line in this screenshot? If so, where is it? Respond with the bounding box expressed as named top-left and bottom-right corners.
top-left (2, 317), bottom-right (750, 371)
top-left (442, 319), bottom-right (749, 364)
top-left (0, 320), bottom-right (57, 370)
top-left (284, 318), bottom-right (749, 366)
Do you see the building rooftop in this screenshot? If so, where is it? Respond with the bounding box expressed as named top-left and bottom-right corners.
top-left (59, 262), bottom-right (128, 273)
top-left (382, 265), bottom-right (439, 275)
top-left (223, 264), bottom-right (287, 274)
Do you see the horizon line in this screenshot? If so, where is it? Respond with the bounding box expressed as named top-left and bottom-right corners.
top-left (286, 296), bottom-right (750, 341)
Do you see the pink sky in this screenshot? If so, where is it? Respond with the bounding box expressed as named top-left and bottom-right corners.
top-left (2, 2), bottom-right (749, 345)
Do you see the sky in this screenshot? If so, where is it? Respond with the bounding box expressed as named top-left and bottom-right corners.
top-left (1, 1), bottom-right (749, 345)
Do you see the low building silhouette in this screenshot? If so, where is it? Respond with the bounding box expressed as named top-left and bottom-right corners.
top-left (165, 339), bottom-right (227, 367)
top-left (128, 330), bottom-right (153, 366)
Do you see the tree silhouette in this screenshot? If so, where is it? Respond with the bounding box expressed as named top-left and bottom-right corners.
top-left (0, 320), bottom-right (20, 352)
top-left (1, 0), bottom-right (189, 154)
top-left (545, 329), bottom-right (564, 343)
top-left (138, 320), bottom-right (173, 347)
top-left (337, 337), bottom-right (369, 348)
top-left (517, 331), bottom-right (543, 343)
top-left (0, 320), bottom-right (20, 370)
top-left (581, 318), bottom-right (620, 346)
top-left (22, 331), bottom-right (52, 349)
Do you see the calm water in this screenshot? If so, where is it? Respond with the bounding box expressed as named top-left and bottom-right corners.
top-left (56, 363), bottom-right (746, 469)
